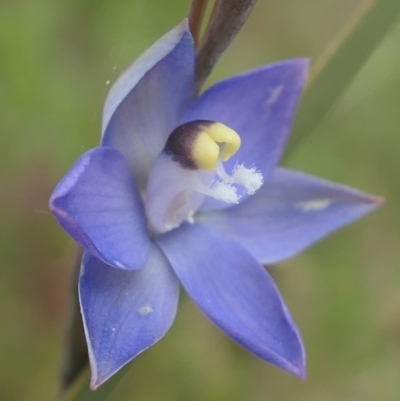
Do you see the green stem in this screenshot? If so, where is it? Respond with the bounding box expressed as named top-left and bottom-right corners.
top-left (188, 0), bottom-right (210, 46)
top-left (195, 0), bottom-right (258, 92)
top-left (57, 247), bottom-right (88, 399)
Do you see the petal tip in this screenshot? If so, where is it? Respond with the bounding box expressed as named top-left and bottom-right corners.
top-left (90, 380), bottom-right (99, 391)
top-left (299, 57), bottom-right (311, 68)
top-left (102, 19), bottom-right (195, 135)
top-left (298, 365), bottom-right (308, 381)
top-left (371, 195), bottom-right (385, 207)
top-left (276, 57), bottom-right (310, 74)
top-left (48, 194), bottom-right (58, 214)
top-left (89, 371), bottom-right (108, 391)
top-left (109, 246), bottom-right (151, 271)
top-left (89, 364), bottom-right (122, 391)
top-left (272, 342), bottom-right (307, 381)
top-left (274, 58), bottom-right (310, 89)
top-left (300, 57), bottom-right (311, 73)
top-left (357, 193), bottom-right (385, 214)
top-left (282, 355), bottom-right (307, 380)
top-left (180, 17), bottom-right (190, 31)
top-left (290, 57), bottom-right (310, 84)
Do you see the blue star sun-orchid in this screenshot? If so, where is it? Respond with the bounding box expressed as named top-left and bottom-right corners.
top-left (50, 20), bottom-right (382, 389)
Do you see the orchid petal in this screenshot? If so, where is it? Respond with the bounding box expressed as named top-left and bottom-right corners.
top-left (158, 223), bottom-right (306, 378)
top-left (102, 20), bottom-right (195, 187)
top-left (199, 168), bottom-right (383, 264)
top-left (182, 59), bottom-right (308, 181)
top-left (80, 247), bottom-right (179, 389)
top-left (49, 147), bottom-right (150, 270)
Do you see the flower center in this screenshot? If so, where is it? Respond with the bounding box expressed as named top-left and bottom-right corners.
top-left (145, 120), bottom-right (263, 234)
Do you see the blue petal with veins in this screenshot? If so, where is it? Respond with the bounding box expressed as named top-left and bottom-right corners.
top-left (49, 20), bottom-right (383, 388)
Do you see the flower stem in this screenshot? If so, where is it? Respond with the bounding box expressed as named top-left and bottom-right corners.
top-left (195, 0), bottom-right (258, 92)
top-left (57, 247), bottom-right (88, 398)
top-left (188, 0), bottom-right (210, 46)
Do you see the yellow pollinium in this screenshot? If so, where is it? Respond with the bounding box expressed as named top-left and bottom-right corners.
top-left (192, 123), bottom-right (241, 171)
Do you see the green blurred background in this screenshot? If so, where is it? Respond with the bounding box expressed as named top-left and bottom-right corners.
top-left (1, 0), bottom-right (399, 400)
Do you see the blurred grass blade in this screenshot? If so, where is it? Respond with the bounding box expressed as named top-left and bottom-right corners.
top-left (286, 0), bottom-right (400, 155)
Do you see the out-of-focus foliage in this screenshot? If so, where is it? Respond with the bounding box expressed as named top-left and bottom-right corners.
top-left (1, 0), bottom-right (399, 400)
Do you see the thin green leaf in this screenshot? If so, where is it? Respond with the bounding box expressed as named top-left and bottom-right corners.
top-left (285, 0), bottom-right (400, 156)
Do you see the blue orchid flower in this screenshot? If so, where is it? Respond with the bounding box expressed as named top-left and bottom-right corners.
top-left (50, 20), bottom-right (382, 389)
